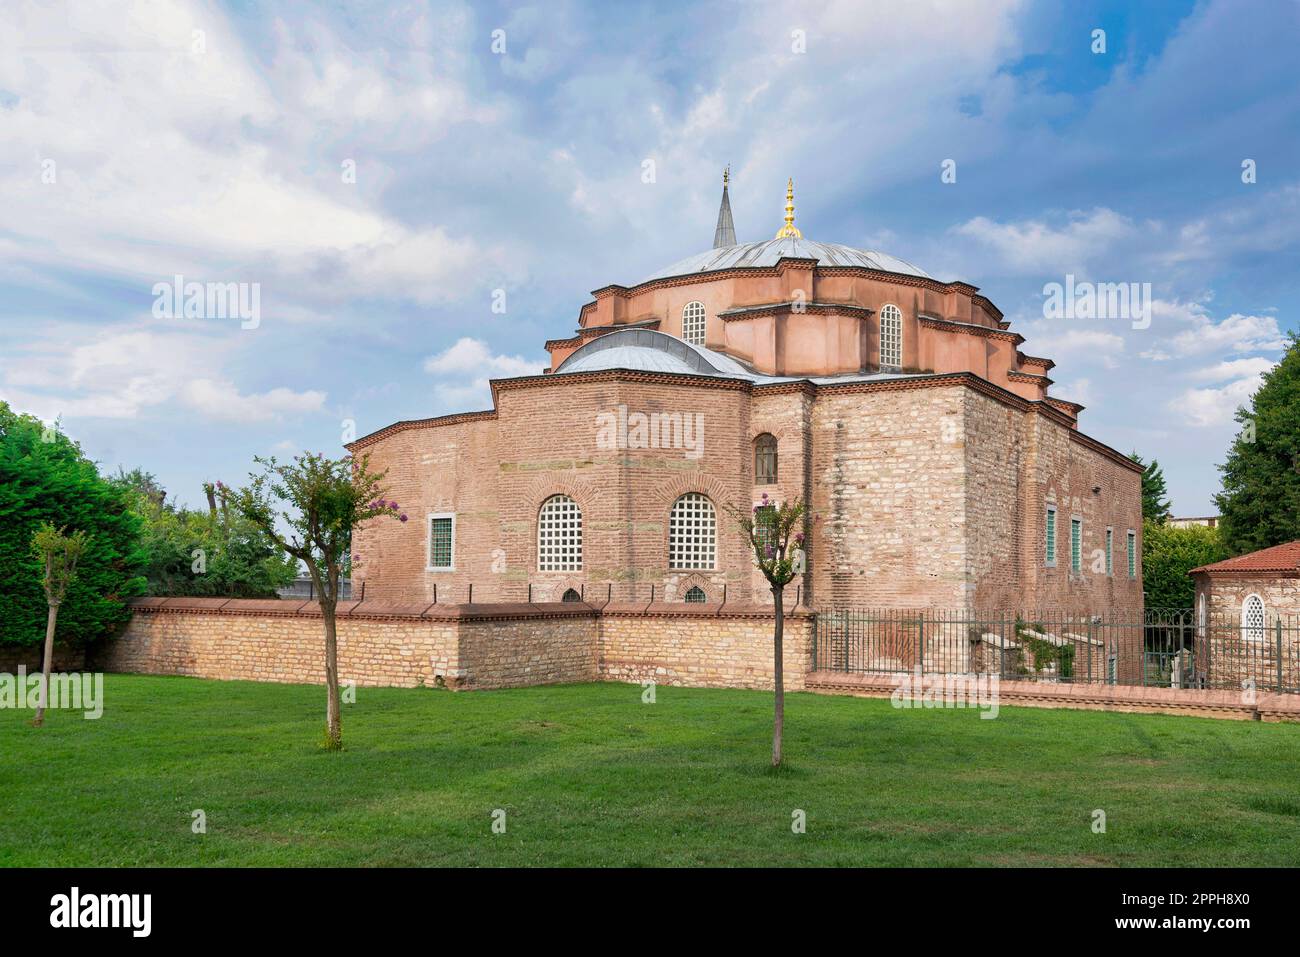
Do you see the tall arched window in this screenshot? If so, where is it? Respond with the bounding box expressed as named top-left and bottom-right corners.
top-left (1242, 593), bottom-right (1266, 642)
top-left (879, 303), bottom-right (902, 370)
top-left (669, 493), bottom-right (717, 570)
top-left (682, 301), bottom-right (706, 346)
top-left (1197, 592), bottom-right (1207, 639)
top-left (538, 494), bottom-right (582, 571)
top-left (754, 433), bottom-right (778, 484)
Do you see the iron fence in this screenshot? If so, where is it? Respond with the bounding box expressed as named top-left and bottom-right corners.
top-left (812, 607), bottom-right (1300, 693)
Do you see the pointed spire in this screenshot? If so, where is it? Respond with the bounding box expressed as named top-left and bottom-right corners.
top-left (774, 177), bottom-right (802, 239)
top-left (713, 166), bottom-right (736, 248)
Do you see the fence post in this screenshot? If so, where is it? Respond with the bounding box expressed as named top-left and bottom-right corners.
top-left (1277, 619), bottom-right (1284, 693)
top-left (917, 611), bottom-right (924, 677)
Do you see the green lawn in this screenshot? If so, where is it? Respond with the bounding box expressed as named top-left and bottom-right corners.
top-left (3, 674), bottom-right (1299, 866)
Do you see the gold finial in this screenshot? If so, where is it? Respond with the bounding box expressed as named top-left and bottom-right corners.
top-left (774, 177), bottom-right (802, 239)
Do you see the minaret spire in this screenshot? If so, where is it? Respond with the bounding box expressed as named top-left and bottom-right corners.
top-left (774, 177), bottom-right (802, 239)
top-left (713, 166), bottom-right (736, 248)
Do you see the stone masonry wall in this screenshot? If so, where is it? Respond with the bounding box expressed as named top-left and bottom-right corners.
top-left (96, 599), bottom-right (807, 693)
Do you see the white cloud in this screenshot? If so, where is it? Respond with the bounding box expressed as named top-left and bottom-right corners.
top-left (0, 0), bottom-right (502, 307)
top-left (952, 208), bottom-right (1139, 274)
top-left (1187, 357), bottom-right (1277, 383)
top-left (423, 337), bottom-right (545, 411)
top-left (1170, 377), bottom-right (1262, 427)
top-left (1, 322), bottom-right (326, 423)
top-left (1148, 312), bottom-right (1286, 360)
top-left (1018, 325), bottom-right (1126, 369)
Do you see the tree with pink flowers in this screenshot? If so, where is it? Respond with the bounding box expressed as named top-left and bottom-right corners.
top-left (730, 493), bottom-right (809, 767)
top-left (219, 453), bottom-right (405, 750)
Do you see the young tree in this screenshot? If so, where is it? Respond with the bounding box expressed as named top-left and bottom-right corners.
top-left (1129, 452), bottom-right (1171, 523)
top-left (30, 524), bottom-right (90, 728)
top-left (219, 453), bottom-right (405, 750)
top-left (1215, 335), bottom-right (1300, 554)
top-left (729, 493), bottom-right (808, 767)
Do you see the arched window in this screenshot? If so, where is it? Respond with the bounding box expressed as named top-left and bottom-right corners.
top-left (682, 301), bottom-right (706, 346)
top-left (538, 494), bottom-right (582, 571)
top-left (1197, 592), bottom-right (1207, 639)
top-left (668, 493), bottom-right (717, 570)
top-left (754, 433), bottom-right (778, 485)
top-left (1242, 593), bottom-right (1266, 642)
top-left (879, 303), bottom-right (902, 370)
top-left (684, 585), bottom-right (707, 603)
top-left (561, 588), bottom-right (582, 603)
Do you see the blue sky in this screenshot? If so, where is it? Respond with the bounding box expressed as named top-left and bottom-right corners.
top-left (1, 0), bottom-right (1297, 515)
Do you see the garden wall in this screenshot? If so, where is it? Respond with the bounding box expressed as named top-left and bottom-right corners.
top-left (93, 598), bottom-right (812, 692)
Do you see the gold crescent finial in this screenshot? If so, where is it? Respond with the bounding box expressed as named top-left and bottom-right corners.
top-left (775, 176), bottom-right (802, 239)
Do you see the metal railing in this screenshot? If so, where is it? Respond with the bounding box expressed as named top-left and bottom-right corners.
top-left (812, 607), bottom-right (1300, 693)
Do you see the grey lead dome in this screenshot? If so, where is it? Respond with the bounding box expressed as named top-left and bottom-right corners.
top-left (641, 237), bottom-right (931, 285)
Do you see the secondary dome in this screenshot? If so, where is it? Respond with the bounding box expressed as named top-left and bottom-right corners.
top-left (641, 237), bottom-right (931, 284)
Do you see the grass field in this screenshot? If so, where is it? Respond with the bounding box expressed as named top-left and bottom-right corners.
top-left (3, 674), bottom-right (1299, 867)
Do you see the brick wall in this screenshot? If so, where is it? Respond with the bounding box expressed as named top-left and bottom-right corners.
top-left (96, 598), bottom-right (810, 692)
top-left (350, 373), bottom-right (1143, 617)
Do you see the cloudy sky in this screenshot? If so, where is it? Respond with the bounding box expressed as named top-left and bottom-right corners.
top-left (1, 0), bottom-right (1297, 514)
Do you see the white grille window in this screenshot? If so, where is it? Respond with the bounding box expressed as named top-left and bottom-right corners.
top-left (879, 303), bottom-right (902, 369)
top-left (1242, 593), bottom-right (1266, 642)
top-left (682, 301), bottom-right (706, 346)
top-left (669, 493), bottom-right (716, 570)
top-left (537, 495), bottom-right (582, 571)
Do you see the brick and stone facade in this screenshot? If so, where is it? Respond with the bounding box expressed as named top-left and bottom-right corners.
top-left (347, 198), bottom-right (1144, 623)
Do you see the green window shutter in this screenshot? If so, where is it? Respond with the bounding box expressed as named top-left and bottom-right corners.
top-left (1070, 518), bottom-right (1082, 573)
top-left (1045, 507), bottom-right (1056, 565)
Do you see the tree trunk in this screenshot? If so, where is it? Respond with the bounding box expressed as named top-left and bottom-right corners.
top-left (772, 584), bottom-right (784, 767)
top-left (32, 602), bottom-right (59, 728)
top-left (322, 603), bottom-right (342, 749)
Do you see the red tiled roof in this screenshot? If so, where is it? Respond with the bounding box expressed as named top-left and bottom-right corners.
top-left (1190, 541), bottom-right (1300, 575)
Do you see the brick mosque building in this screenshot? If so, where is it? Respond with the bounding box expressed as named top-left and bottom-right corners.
top-left (348, 176), bottom-right (1144, 613)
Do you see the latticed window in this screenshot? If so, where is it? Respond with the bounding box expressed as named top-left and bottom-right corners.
top-left (1105, 527), bottom-right (1113, 576)
top-left (684, 585), bottom-right (707, 603)
top-left (428, 515), bottom-right (454, 570)
top-left (1070, 518), bottom-right (1082, 573)
top-left (1242, 594), bottom-right (1266, 642)
top-left (1127, 530), bottom-right (1137, 578)
top-left (754, 434), bottom-right (778, 485)
top-left (682, 301), bottom-right (706, 346)
top-left (669, 493), bottom-right (717, 570)
top-left (562, 588), bottom-right (582, 603)
top-left (538, 494), bottom-right (582, 571)
top-left (879, 303), bottom-right (902, 369)
top-left (1045, 505), bottom-right (1057, 566)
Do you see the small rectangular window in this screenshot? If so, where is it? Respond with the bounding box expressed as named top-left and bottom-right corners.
top-left (428, 514), bottom-right (455, 570)
top-left (1045, 505), bottom-right (1057, 567)
top-left (1070, 518), bottom-right (1082, 573)
top-left (1105, 527), bottom-right (1113, 576)
top-left (1127, 529), bottom-right (1137, 578)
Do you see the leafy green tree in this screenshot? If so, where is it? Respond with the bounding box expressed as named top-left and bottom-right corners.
top-left (113, 472), bottom-right (296, 597)
top-left (1215, 335), bottom-right (1300, 553)
top-left (1129, 452), bottom-right (1171, 523)
top-left (1141, 519), bottom-right (1229, 608)
top-left (220, 453), bottom-right (404, 750)
top-left (30, 524), bottom-right (90, 727)
top-left (729, 493), bottom-right (810, 768)
top-left (0, 402), bottom-right (146, 648)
